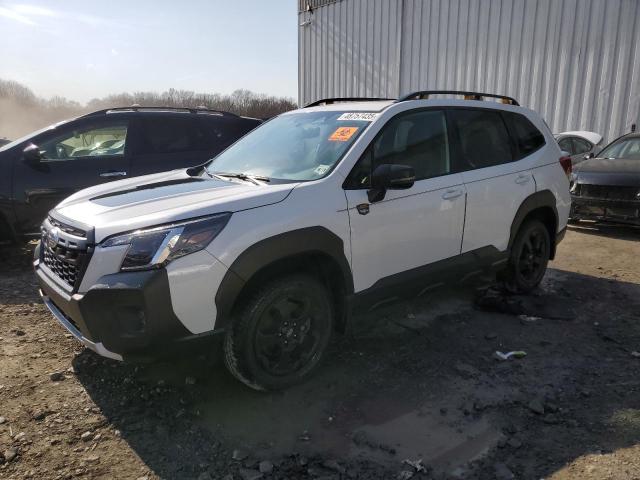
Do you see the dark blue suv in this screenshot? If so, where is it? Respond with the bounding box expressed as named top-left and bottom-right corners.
top-left (0, 107), bottom-right (260, 240)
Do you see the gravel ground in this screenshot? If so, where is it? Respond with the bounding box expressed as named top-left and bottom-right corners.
top-left (1, 223), bottom-right (640, 480)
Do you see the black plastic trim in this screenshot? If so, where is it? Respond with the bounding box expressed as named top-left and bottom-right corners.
top-left (214, 227), bottom-right (353, 330)
top-left (36, 264), bottom-right (213, 360)
top-left (304, 97), bottom-right (393, 108)
top-left (509, 191), bottom-right (558, 246)
top-left (351, 246), bottom-right (508, 311)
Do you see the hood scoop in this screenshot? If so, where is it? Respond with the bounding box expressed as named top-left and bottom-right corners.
top-left (90, 177), bottom-right (228, 207)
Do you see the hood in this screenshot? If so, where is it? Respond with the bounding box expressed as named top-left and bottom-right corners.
top-left (54, 169), bottom-right (297, 241)
top-left (574, 158), bottom-right (640, 186)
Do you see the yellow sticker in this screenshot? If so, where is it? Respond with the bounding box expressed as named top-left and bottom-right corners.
top-left (329, 126), bottom-right (359, 142)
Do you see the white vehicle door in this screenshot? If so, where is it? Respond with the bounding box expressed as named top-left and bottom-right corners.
top-left (344, 109), bottom-right (466, 293)
top-left (449, 108), bottom-right (537, 254)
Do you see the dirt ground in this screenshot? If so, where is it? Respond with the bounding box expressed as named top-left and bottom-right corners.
top-left (1, 223), bottom-right (640, 480)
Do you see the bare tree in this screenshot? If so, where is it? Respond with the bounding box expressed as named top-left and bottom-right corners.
top-left (0, 78), bottom-right (297, 139)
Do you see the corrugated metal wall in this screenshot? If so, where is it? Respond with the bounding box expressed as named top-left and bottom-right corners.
top-left (298, 0), bottom-right (640, 142)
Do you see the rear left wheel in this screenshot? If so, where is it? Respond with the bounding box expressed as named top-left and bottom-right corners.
top-left (223, 273), bottom-right (333, 391)
top-left (502, 219), bottom-right (551, 293)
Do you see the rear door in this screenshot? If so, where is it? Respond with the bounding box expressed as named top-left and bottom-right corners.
top-left (450, 108), bottom-right (537, 254)
top-left (12, 117), bottom-right (130, 233)
top-left (345, 109), bottom-right (466, 292)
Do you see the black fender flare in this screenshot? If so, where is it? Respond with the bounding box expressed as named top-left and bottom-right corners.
top-left (508, 189), bottom-right (559, 256)
top-left (214, 226), bottom-right (353, 330)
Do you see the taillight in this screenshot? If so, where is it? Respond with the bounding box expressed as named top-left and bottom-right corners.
top-left (559, 155), bottom-right (572, 177)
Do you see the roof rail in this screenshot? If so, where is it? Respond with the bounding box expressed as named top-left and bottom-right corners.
top-left (82, 105), bottom-right (239, 118)
top-left (304, 97), bottom-right (394, 108)
top-left (398, 90), bottom-right (520, 106)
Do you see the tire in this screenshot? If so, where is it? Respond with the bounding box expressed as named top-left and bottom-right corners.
top-left (502, 219), bottom-right (551, 294)
top-left (223, 273), bottom-right (334, 391)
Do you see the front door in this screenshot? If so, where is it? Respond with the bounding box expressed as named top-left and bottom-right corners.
top-left (13, 118), bottom-right (130, 233)
top-left (344, 109), bottom-right (466, 293)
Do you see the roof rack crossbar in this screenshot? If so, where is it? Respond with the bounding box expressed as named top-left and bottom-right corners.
top-left (304, 97), bottom-right (394, 108)
top-left (82, 106), bottom-right (239, 117)
top-left (397, 90), bottom-right (519, 106)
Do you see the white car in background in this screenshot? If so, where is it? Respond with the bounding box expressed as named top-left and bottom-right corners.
top-left (555, 131), bottom-right (603, 166)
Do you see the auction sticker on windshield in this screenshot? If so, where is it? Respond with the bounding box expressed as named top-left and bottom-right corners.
top-left (337, 112), bottom-right (379, 121)
top-left (329, 127), bottom-right (359, 142)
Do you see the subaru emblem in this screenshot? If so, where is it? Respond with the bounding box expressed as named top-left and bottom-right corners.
top-left (48, 227), bottom-right (60, 248)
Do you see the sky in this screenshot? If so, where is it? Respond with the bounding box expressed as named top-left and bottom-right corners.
top-left (0, 0), bottom-right (299, 103)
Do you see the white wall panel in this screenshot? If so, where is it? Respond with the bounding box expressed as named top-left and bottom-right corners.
top-left (299, 0), bottom-right (640, 141)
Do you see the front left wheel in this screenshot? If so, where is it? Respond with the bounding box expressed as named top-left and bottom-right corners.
top-left (223, 273), bottom-right (334, 391)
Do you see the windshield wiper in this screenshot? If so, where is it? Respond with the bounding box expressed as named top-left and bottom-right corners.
top-left (209, 171), bottom-right (270, 185)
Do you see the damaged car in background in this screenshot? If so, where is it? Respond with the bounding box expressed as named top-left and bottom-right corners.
top-left (570, 132), bottom-right (640, 225)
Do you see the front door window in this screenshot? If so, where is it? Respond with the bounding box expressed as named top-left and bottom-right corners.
top-left (39, 122), bottom-right (128, 160)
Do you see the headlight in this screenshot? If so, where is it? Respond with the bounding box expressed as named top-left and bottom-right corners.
top-left (102, 213), bottom-right (231, 271)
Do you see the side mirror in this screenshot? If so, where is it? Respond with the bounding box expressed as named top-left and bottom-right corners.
top-left (367, 164), bottom-right (415, 203)
top-left (23, 144), bottom-right (43, 164)
top-left (584, 152), bottom-right (594, 160)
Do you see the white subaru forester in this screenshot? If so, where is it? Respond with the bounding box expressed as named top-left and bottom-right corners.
top-left (35, 91), bottom-right (571, 391)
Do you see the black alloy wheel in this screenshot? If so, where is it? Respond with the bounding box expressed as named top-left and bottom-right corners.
top-left (503, 219), bottom-right (551, 293)
top-left (224, 274), bottom-right (333, 391)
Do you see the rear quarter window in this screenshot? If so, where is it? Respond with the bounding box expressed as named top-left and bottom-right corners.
top-left (503, 112), bottom-right (545, 159)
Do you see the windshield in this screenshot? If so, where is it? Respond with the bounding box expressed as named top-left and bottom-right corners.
top-left (207, 111), bottom-right (373, 181)
top-left (0, 119), bottom-right (72, 153)
top-left (598, 137), bottom-right (640, 160)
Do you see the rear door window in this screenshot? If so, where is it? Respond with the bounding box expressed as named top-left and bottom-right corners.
top-left (135, 116), bottom-right (198, 155)
top-left (449, 109), bottom-right (512, 170)
top-left (198, 116), bottom-right (249, 151)
top-left (503, 112), bottom-right (545, 158)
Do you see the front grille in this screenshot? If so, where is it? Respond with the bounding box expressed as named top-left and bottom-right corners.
top-left (41, 217), bottom-right (92, 290)
top-left (575, 184), bottom-right (640, 201)
top-left (42, 242), bottom-right (84, 288)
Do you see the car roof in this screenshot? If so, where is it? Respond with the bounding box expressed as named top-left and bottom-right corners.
top-left (298, 98), bottom-right (536, 118)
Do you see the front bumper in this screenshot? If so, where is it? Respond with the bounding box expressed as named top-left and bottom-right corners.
top-left (35, 255), bottom-right (220, 361)
top-left (570, 196), bottom-right (640, 225)
top-left (39, 290), bottom-right (123, 360)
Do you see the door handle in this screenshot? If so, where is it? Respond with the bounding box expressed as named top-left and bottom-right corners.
top-left (515, 174), bottom-right (531, 185)
top-left (99, 171), bottom-right (127, 178)
top-left (442, 188), bottom-right (463, 200)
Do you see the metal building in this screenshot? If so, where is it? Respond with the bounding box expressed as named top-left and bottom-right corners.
top-left (298, 0), bottom-right (640, 142)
